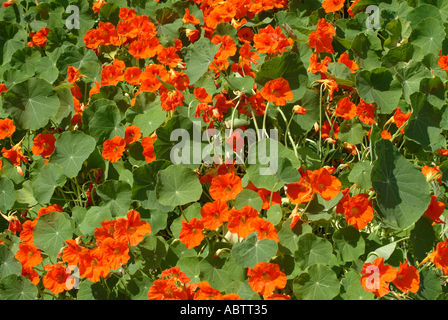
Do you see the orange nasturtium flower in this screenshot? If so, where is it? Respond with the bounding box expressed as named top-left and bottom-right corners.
top-left (423, 195), bottom-right (446, 225)
top-left (141, 135), bottom-right (157, 163)
top-left (209, 172), bottom-right (243, 202)
top-left (308, 167), bottom-right (342, 201)
top-left (438, 55), bottom-right (448, 71)
top-left (32, 133), bottom-right (56, 158)
top-left (336, 193), bottom-right (374, 230)
top-left (246, 183), bottom-right (282, 210)
top-left (253, 24), bottom-right (293, 56)
top-left (43, 262), bottom-right (71, 294)
top-left (338, 52), bottom-right (359, 73)
top-left (99, 237), bottom-right (130, 269)
top-left (307, 54), bottom-right (331, 74)
top-left (2, 141), bottom-right (28, 167)
top-left (101, 59), bottom-right (125, 86)
top-left (226, 205), bottom-right (259, 238)
top-left (62, 238), bottom-right (84, 265)
top-left (114, 209), bottom-right (152, 246)
top-left (193, 281), bottom-right (222, 300)
top-left (360, 257), bottom-right (398, 298)
top-left (392, 259), bottom-right (420, 294)
top-left (250, 217), bottom-right (279, 242)
top-left (78, 248), bottom-right (110, 283)
top-left (421, 239), bottom-right (448, 275)
top-left (260, 77), bottom-right (294, 106)
top-left (124, 125), bottom-right (142, 145)
top-left (157, 46), bottom-right (182, 68)
top-left (124, 67), bottom-right (143, 85)
top-left (0, 118), bottom-right (16, 140)
top-left (348, 0), bottom-right (360, 17)
top-left (67, 66), bottom-right (83, 84)
top-left (393, 107), bottom-right (411, 134)
top-left (285, 179), bottom-right (314, 205)
top-left (381, 130), bottom-right (392, 139)
top-left (200, 200), bottom-right (229, 230)
top-left (308, 19), bottom-right (336, 54)
top-left (20, 220), bottom-right (37, 243)
top-left (421, 165), bottom-right (441, 183)
top-left (102, 136), bottom-right (126, 163)
top-left (183, 8), bottom-right (200, 25)
top-left (335, 96), bottom-right (357, 119)
top-left (148, 278), bottom-right (189, 300)
top-left (248, 261), bottom-right (287, 297)
top-left (322, 0), bottom-right (346, 13)
top-left (15, 241), bottom-right (43, 269)
top-left (194, 87), bottom-right (213, 103)
top-left (179, 217), bottom-right (205, 249)
top-left (356, 99), bottom-right (376, 125)
top-left (30, 27), bottom-right (50, 47)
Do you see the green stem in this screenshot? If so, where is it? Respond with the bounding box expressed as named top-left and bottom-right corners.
top-left (277, 107), bottom-right (298, 158)
top-left (262, 101), bottom-right (270, 138)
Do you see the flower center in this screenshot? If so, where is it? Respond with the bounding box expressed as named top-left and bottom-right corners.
top-left (262, 272), bottom-right (271, 281)
top-left (91, 258), bottom-right (98, 267)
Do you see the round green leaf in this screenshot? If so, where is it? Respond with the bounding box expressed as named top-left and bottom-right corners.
top-left (2, 78), bottom-right (60, 130)
top-left (346, 280), bottom-right (375, 300)
top-left (234, 189), bottom-right (263, 212)
top-left (198, 256), bottom-right (232, 292)
top-left (184, 37), bottom-right (220, 85)
top-left (294, 233), bottom-right (337, 271)
top-left (0, 245), bottom-right (21, 279)
top-left (33, 211), bottom-right (73, 257)
top-left (89, 104), bottom-right (125, 145)
top-left (133, 235), bottom-right (167, 271)
top-left (132, 108), bottom-right (167, 137)
top-left (32, 163), bottom-right (67, 205)
top-left (409, 17), bottom-right (445, 56)
top-left (292, 264), bottom-right (341, 300)
top-left (96, 180), bottom-right (133, 217)
top-left (50, 130), bottom-right (96, 179)
top-left (231, 232), bottom-right (278, 268)
top-left (371, 139), bottom-right (431, 229)
top-left (155, 164), bottom-right (202, 207)
top-left (0, 274), bottom-right (38, 300)
top-left (0, 177), bottom-right (16, 213)
top-left (77, 279), bottom-right (108, 300)
top-left (410, 217), bottom-right (437, 261)
top-left (332, 226), bottom-right (365, 262)
top-left (417, 268), bottom-right (443, 300)
top-left (255, 51), bottom-right (308, 103)
top-left (348, 161), bottom-right (372, 190)
top-left (355, 68), bottom-right (402, 114)
top-left (83, 206), bottom-right (112, 230)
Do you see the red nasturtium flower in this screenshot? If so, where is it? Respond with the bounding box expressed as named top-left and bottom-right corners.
top-left (253, 24), bottom-right (293, 56)
top-left (179, 217), bottom-right (205, 249)
top-left (209, 172), bottom-right (243, 202)
top-left (193, 281), bottom-right (222, 300)
top-left (392, 259), bottom-right (420, 294)
top-left (102, 136), bottom-right (126, 163)
top-left (336, 193), bottom-right (374, 230)
top-left (43, 262), bottom-right (70, 294)
top-left (348, 0), bottom-right (360, 17)
top-left (114, 209), bottom-right (152, 246)
top-left (67, 66), bottom-right (83, 84)
top-left (32, 133), bottom-right (56, 158)
top-left (360, 257), bottom-right (398, 298)
top-left (393, 107), bottom-right (411, 133)
top-left (248, 261), bottom-right (287, 297)
top-left (0, 118), bottom-right (16, 140)
top-left (260, 77), bottom-right (294, 106)
top-left (322, 0), bottom-right (346, 13)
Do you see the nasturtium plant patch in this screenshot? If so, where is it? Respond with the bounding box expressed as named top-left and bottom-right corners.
top-left (0, 0), bottom-right (448, 302)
